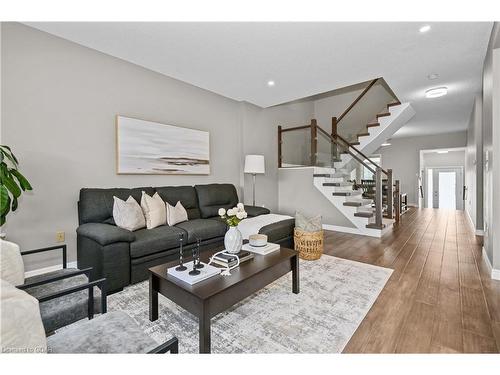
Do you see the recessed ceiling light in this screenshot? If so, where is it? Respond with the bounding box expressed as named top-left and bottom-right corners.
top-left (437, 150), bottom-right (449, 154)
top-left (381, 142), bottom-right (391, 147)
top-left (425, 87), bottom-right (448, 98)
top-left (427, 73), bottom-right (439, 80)
top-left (267, 80), bottom-right (275, 87)
top-left (419, 25), bottom-right (431, 33)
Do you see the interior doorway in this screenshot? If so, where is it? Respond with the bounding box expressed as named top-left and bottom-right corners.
top-left (425, 167), bottom-right (464, 210)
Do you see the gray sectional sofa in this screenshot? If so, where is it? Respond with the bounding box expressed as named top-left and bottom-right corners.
top-left (77, 183), bottom-right (295, 293)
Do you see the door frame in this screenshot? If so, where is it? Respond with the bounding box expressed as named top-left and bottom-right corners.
top-left (423, 165), bottom-right (465, 209)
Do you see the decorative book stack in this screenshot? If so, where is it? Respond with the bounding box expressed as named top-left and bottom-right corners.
top-left (212, 251), bottom-right (254, 268)
top-left (242, 242), bottom-right (280, 255)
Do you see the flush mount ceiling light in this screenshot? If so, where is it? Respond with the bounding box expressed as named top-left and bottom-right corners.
top-left (425, 87), bottom-right (448, 98)
top-left (419, 25), bottom-right (431, 33)
top-left (437, 150), bottom-right (449, 154)
top-left (427, 73), bottom-right (439, 80)
top-left (381, 142), bottom-right (391, 147)
top-left (267, 80), bottom-right (275, 87)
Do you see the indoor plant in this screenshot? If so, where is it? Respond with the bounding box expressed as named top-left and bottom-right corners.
top-left (0, 145), bottom-right (33, 227)
top-left (218, 203), bottom-right (247, 254)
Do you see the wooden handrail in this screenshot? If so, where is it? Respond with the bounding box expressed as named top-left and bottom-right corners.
top-left (316, 126), bottom-right (376, 174)
top-left (333, 132), bottom-right (389, 175)
top-left (280, 124), bottom-right (311, 133)
top-left (317, 126), bottom-right (388, 175)
top-left (337, 78), bottom-right (379, 123)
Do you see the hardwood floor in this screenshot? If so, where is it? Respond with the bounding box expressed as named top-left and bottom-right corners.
top-left (322, 207), bottom-right (500, 353)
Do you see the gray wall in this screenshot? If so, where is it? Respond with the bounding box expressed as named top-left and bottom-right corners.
top-left (376, 132), bottom-right (467, 205)
top-left (465, 95), bottom-right (483, 231)
top-left (481, 23), bottom-right (500, 268)
top-left (1, 23), bottom-right (314, 271)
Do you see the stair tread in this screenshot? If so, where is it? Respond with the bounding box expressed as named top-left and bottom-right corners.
top-left (354, 212), bottom-right (374, 218)
top-left (323, 182), bottom-right (352, 187)
top-left (376, 112), bottom-right (391, 118)
top-left (367, 122), bottom-right (380, 128)
top-left (366, 223), bottom-right (386, 229)
top-left (332, 191), bottom-right (361, 196)
top-left (387, 102), bottom-right (401, 108)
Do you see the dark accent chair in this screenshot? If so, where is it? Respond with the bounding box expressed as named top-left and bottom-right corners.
top-left (77, 183), bottom-right (295, 293)
top-left (17, 244), bottom-right (107, 333)
top-left (47, 311), bottom-right (178, 354)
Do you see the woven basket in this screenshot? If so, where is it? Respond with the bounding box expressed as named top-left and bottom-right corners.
top-left (294, 228), bottom-right (324, 260)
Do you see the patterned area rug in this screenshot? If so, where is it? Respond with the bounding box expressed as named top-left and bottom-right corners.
top-left (108, 255), bottom-right (392, 353)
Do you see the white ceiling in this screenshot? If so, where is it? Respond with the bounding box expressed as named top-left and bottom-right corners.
top-left (25, 22), bottom-right (493, 137)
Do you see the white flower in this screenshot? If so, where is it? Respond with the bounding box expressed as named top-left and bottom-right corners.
top-left (242, 212), bottom-right (248, 218)
top-left (227, 208), bottom-right (235, 216)
top-left (218, 208), bottom-right (226, 217)
top-left (237, 203), bottom-right (244, 210)
top-left (236, 211), bottom-right (245, 220)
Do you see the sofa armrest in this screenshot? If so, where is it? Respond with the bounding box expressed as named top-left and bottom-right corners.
top-left (77, 223), bottom-right (135, 246)
top-left (244, 205), bottom-right (271, 217)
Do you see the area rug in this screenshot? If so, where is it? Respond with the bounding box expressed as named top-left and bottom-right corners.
top-left (108, 255), bottom-right (392, 353)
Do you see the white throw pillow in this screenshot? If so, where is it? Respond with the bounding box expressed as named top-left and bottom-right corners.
top-left (0, 279), bottom-right (47, 353)
top-left (112, 196), bottom-right (146, 232)
top-left (140, 192), bottom-right (167, 229)
top-left (166, 201), bottom-right (189, 226)
top-left (0, 239), bottom-right (25, 286)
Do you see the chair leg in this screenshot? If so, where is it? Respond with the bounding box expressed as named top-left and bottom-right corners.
top-left (100, 283), bottom-right (107, 314)
top-left (88, 286), bottom-right (94, 320)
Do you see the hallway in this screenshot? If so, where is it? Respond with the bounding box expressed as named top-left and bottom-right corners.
top-left (323, 208), bottom-right (500, 353)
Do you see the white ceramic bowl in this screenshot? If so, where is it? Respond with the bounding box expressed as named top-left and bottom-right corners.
top-left (249, 234), bottom-right (268, 247)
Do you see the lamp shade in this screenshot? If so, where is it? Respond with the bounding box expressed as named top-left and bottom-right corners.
top-left (244, 155), bottom-right (265, 174)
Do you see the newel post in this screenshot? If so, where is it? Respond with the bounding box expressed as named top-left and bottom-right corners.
top-left (394, 179), bottom-right (401, 223)
top-left (278, 125), bottom-right (283, 168)
top-left (310, 119), bottom-right (317, 166)
top-left (386, 169), bottom-right (394, 219)
top-left (331, 116), bottom-right (338, 164)
top-left (375, 167), bottom-right (383, 228)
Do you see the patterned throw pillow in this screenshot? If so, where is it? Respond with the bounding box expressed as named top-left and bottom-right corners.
top-left (166, 201), bottom-right (188, 226)
top-left (112, 196), bottom-right (145, 232)
top-left (295, 211), bottom-right (322, 232)
top-left (140, 192), bottom-right (167, 229)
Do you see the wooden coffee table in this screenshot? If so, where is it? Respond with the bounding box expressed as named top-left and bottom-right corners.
top-left (148, 246), bottom-right (299, 353)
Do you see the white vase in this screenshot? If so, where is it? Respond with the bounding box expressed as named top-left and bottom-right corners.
top-left (224, 226), bottom-right (243, 254)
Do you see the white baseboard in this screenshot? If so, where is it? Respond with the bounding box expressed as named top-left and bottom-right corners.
top-left (322, 224), bottom-right (383, 238)
top-left (24, 261), bottom-right (77, 278)
top-left (475, 229), bottom-right (485, 236)
top-left (482, 247), bottom-right (500, 281)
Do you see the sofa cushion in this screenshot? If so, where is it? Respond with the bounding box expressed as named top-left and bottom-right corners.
top-left (0, 279), bottom-right (47, 353)
top-left (79, 187), bottom-right (155, 224)
top-left (155, 186), bottom-right (201, 220)
top-left (77, 223), bottom-right (135, 246)
top-left (47, 311), bottom-right (157, 353)
top-left (130, 225), bottom-right (186, 259)
top-left (195, 184), bottom-right (239, 218)
top-left (175, 218), bottom-right (227, 244)
top-left (0, 239), bottom-right (25, 286)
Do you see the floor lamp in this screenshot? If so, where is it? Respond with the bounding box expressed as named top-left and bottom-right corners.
top-left (244, 155), bottom-right (265, 206)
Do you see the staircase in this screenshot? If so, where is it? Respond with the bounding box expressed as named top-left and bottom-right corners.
top-left (312, 167), bottom-right (394, 237)
top-left (277, 77), bottom-right (414, 237)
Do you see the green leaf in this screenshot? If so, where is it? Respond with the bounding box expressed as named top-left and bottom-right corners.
top-left (0, 215), bottom-right (5, 226)
top-left (0, 145), bottom-right (18, 164)
top-left (1, 173), bottom-right (21, 198)
top-left (10, 169), bottom-right (33, 191)
top-left (0, 185), bottom-right (10, 216)
top-left (11, 196), bottom-right (18, 212)
top-left (0, 149), bottom-right (18, 167)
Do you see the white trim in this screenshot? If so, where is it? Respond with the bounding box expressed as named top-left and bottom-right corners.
top-left (465, 206), bottom-right (484, 235)
top-left (492, 269), bottom-right (500, 281)
top-left (322, 223), bottom-right (391, 238)
top-left (482, 247), bottom-right (500, 281)
top-left (475, 229), bottom-right (485, 236)
top-left (24, 261), bottom-right (77, 278)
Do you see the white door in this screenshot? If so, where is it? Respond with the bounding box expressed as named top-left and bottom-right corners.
top-left (431, 167), bottom-right (464, 210)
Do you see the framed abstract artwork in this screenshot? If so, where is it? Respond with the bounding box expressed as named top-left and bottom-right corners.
top-left (116, 116), bottom-right (210, 175)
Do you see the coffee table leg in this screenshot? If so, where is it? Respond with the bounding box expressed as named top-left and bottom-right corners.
top-left (292, 254), bottom-right (300, 294)
top-left (149, 274), bottom-right (158, 321)
top-left (199, 305), bottom-right (211, 353)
